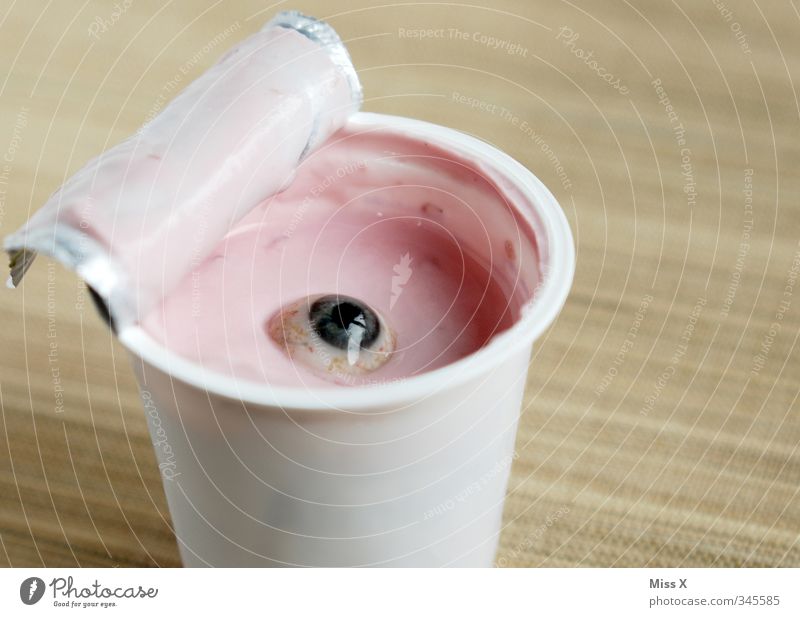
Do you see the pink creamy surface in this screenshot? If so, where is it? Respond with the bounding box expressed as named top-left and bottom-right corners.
top-left (142, 125), bottom-right (541, 387)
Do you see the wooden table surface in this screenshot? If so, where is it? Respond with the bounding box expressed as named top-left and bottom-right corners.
top-left (1, 0), bottom-right (798, 567)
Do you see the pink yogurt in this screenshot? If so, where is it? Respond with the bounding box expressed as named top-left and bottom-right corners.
top-left (142, 119), bottom-right (541, 387)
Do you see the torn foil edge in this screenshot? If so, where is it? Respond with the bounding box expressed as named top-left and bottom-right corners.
top-left (5, 226), bottom-right (135, 328)
top-left (269, 11), bottom-right (363, 159)
top-left (269, 11), bottom-right (363, 113)
top-left (4, 11), bottom-right (362, 330)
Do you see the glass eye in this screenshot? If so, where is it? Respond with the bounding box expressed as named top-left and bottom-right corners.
top-left (266, 294), bottom-right (395, 383)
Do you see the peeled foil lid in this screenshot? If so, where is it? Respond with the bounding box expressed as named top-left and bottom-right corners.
top-left (4, 11), bottom-right (361, 330)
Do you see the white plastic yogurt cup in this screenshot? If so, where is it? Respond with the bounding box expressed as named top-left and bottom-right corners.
top-left (120, 111), bottom-right (575, 566)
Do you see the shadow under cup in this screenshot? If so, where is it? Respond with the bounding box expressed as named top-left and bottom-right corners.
top-left (120, 112), bottom-right (575, 567)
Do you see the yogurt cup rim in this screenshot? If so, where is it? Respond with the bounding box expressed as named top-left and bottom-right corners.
top-left (119, 111), bottom-right (575, 411)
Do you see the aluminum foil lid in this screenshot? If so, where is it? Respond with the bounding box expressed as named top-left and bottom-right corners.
top-left (4, 11), bottom-right (361, 329)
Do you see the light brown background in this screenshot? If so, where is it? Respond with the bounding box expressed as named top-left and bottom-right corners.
top-left (1, 0), bottom-right (798, 567)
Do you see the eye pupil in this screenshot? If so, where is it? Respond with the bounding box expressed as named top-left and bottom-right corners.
top-left (331, 302), bottom-right (364, 331)
top-left (309, 295), bottom-right (380, 351)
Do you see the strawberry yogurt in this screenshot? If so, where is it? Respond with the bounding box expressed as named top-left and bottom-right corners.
top-left (140, 121), bottom-right (540, 386)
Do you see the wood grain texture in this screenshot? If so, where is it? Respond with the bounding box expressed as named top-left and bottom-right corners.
top-left (1, 0), bottom-right (798, 567)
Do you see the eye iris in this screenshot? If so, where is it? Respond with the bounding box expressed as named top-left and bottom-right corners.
top-left (309, 296), bottom-right (380, 350)
top-left (266, 293), bottom-right (396, 383)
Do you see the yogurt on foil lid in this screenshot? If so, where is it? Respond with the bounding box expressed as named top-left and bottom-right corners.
top-left (4, 11), bottom-right (361, 329)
